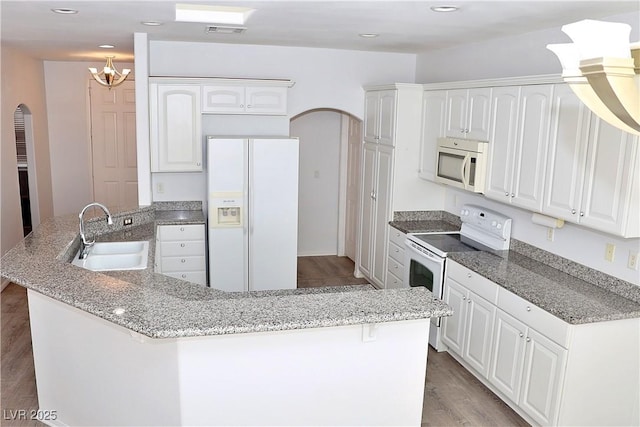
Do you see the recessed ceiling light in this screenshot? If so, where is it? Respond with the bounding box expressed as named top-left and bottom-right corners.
top-left (175, 4), bottom-right (255, 25)
top-left (430, 5), bottom-right (459, 12)
top-left (141, 21), bottom-right (163, 26)
top-left (359, 33), bottom-right (379, 38)
top-left (51, 8), bottom-right (78, 14)
top-left (99, 44), bottom-right (115, 49)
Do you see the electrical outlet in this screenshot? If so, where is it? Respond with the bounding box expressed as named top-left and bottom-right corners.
top-left (123, 217), bottom-right (133, 226)
top-left (547, 228), bottom-right (554, 241)
top-left (605, 243), bottom-right (616, 262)
top-left (156, 182), bottom-right (165, 194)
top-left (628, 251), bottom-right (639, 270)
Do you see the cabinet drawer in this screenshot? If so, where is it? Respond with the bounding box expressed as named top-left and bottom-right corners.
top-left (160, 241), bottom-right (205, 257)
top-left (164, 271), bottom-right (207, 286)
top-left (386, 269), bottom-right (403, 289)
top-left (497, 288), bottom-right (570, 348)
top-left (387, 256), bottom-right (404, 279)
top-left (389, 227), bottom-right (407, 247)
top-left (160, 256), bottom-right (206, 272)
top-left (447, 261), bottom-right (498, 304)
top-left (157, 224), bottom-right (205, 241)
top-left (388, 240), bottom-right (405, 264)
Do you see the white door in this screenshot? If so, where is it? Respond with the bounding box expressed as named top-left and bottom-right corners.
top-left (245, 86), bottom-right (287, 114)
top-left (372, 144), bottom-right (393, 287)
top-left (419, 90), bottom-right (447, 181)
top-left (364, 92), bottom-right (379, 142)
top-left (441, 279), bottom-right (468, 355)
top-left (519, 328), bottom-right (567, 426)
top-left (485, 86), bottom-right (519, 203)
top-left (357, 142), bottom-right (377, 279)
top-left (489, 310), bottom-right (527, 403)
top-left (249, 138), bottom-right (299, 291)
top-left (510, 84), bottom-right (553, 211)
top-left (463, 292), bottom-right (496, 377)
top-left (344, 116), bottom-right (362, 261)
top-left (377, 91), bottom-right (397, 146)
top-left (466, 88), bottom-right (492, 141)
top-left (90, 80), bottom-right (138, 208)
top-left (445, 89), bottom-right (468, 137)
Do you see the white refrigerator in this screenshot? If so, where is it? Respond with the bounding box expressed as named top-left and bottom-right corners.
top-left (207, 137), bottom-right (299, 292)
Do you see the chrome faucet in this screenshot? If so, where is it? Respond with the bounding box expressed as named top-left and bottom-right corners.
top-left (78, 202), bottom-right (113, 259)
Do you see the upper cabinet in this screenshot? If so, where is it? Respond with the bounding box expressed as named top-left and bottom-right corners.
top-left (364, 90), bottom-right (397, 146)
top-left (419, 90), bottom-right (447, 181)
top-left (202, 85), bottom-right (287, 115)
top-left (149, 83), bottom-right (203, 172)
top-left (445, 88), bottom-right (492, 141)
top-left (485, 85), bottom-right (553, 212)
top-left (544, 84), bottom-right (640, 237)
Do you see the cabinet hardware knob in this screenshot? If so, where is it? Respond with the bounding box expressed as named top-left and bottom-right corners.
top-left (247, 105), bottom-right (252, 108)
top-left (460, 129), bottom-right (465, 133)
top-left (511, 193), bottom-right (515, 198)
top-left (580, 211), bottom-right (584, 217)
top-left (571, 209), bottom-right (576, 215)
top-left (464, 128), bottom-right (470, 133)
top-left (467, 273), bottom-right (472, 278)
top-left (180, 243), bottom-right (185, 247)
top-left (526, 337), bottom-right (531, 342)
top-left (196, 162), bottom-right (201, 166)
top-left (505, 192), bottom-right (509, 197)
top-left (240, 104), bottom-right (244, 108)
top-left (526, 306), bottom-right (531, 312)
top-left (395, 248), bottom-right (399, 253)
top-left (180, 227), bottom-right (185, 231)
top-left (181, 259), bottom-right (186, 263)
top-left (462, 296), bottom-right (466, 300)
top-left (467, 300), bottom-right (472, 304)
top-left (519, 332), bottom-right (524, 338)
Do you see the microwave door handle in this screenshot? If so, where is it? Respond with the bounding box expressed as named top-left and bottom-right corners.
top-left (461, 154), bottom-right (471, 189)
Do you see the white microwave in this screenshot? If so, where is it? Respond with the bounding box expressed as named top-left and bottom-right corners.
top-left (435, 137), bottom-right (488, 193)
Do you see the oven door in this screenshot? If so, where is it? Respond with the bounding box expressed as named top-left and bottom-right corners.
top-left (403, 240), bottom-right (445, 325)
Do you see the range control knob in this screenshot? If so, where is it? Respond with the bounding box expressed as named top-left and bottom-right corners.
top-left (496, 223), bottom-right (503, 229)
top-left (491, 220), bottom-right (497, 227)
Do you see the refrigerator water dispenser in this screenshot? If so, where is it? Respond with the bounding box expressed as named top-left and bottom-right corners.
top-left (209, 192), bottom-right (243, 228)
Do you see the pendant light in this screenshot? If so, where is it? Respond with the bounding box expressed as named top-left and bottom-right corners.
top-left (88, 56), bottom-right (131, 89)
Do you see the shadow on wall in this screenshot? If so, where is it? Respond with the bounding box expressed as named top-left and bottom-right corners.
top-left (290, 108), bottom-right (362, 260)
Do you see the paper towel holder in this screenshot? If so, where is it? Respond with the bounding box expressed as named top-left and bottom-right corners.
top-left (531, 213), bottom-right (565, 229)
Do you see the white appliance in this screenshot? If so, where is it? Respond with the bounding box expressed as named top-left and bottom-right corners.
top-left (207, 137), bottom-right (299, 292)
top-left (403, 204), bottom-right (512, 350)
top-left (435, 137), bottom-right (488, 193)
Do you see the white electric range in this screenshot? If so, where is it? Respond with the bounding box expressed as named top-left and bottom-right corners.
top-left (403, 204), bottom-right (512, 350)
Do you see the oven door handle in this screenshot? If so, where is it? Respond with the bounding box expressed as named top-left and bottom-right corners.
top-left (460, 153), bottom-right (471, 189)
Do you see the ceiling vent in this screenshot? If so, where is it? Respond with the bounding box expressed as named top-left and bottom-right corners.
top-left (206, 25), bottom-right (246, 34)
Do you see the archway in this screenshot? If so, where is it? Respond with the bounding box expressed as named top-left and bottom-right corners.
top-left (290, 109), bottom-right (362, 260)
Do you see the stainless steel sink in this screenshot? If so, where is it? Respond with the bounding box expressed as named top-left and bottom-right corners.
top-left (71, 241), bottom-right (149, 271)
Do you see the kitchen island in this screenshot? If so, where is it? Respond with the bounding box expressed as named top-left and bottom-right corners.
top-left (1, 204), bottom-right (452, 427)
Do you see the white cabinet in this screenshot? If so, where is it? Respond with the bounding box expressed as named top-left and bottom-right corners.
top-left (544, 84), bottom-right (640, 237)
top-left (386, 227), bottom-right (406, 289)
top-left (419, 90), bottom-right (447, 181)
top-left (445, 88), bottom-right (492, 140)
top-left (485, 85), bottom-right (553, 211)
top-left (149, 84), bottom-right (203, 172)
top-left (359, 142), bottom-right (393, 288)
top-left (364, 90), bottom-right (397, 146)
top-left (442, 261), bottom-right (498, 377)
top-left (155, 224), bottom-right (207, 285)
top-left (202, 85), bottom-right (287, 115)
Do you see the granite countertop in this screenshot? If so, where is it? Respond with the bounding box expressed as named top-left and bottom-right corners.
top-left (389, 211), bottom-right (640, 325)
top-left (1, 205), bottom-right (452, 339)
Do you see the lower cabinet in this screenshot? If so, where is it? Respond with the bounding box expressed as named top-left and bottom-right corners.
top-left (444, 260), bottom-right (639, 426)
top-left (386, 226), bottom-right (406, 288)
top-left (155, 224), bottom-right (207, 286)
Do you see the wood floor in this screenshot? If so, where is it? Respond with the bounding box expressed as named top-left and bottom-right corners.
top-left (1, 256), bottom-right (528, 426)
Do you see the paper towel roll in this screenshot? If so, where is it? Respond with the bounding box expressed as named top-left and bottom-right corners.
top-left (531, 213), bottom-right (564, 228)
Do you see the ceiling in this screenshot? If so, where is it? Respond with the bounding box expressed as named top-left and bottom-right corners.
top-left (2, 1), bottom-right (639, 62)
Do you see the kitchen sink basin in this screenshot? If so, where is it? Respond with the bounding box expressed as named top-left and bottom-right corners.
top-left (71, 241), bottom-right (149, 271)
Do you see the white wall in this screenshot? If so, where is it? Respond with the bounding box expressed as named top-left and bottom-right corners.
top-left (415, 11), bottom-right (640, 83)
top-left (44, 61), bottom-right (135, 215)
top-left (445, 188), bottom-right (640, 285)
top-left (291, 110), bottom-right (343, 256)
top-left (1, 46), bottom-right (54, 256)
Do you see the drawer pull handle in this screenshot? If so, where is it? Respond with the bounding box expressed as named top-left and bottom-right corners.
top-left (181, 259), bottom-right (186, 263)
top-left (526, 306), bottom-right (531, 312)
top-left (180, 243), bottom-right (185, 247)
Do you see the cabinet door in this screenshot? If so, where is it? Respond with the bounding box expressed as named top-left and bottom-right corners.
top-left (520, 328), bottom-right (567, 426)
top-left (152, 85), bottom-right (203, 172)
top-left (510, 84), bottom-right (553, 211)
top-left (463, 293), bottom-right (496, 377)
top-left (441, 279), bottom-right (468, 355)
top-left (377, 91), bottom-right (397, 146)
top-left (364, 92), bottom-right (380, 143)
top-left (543, 84), bottom-right (590, 221)
top-left (372, 145), bottom-right (394, 287)
top-left (357, 142), bottom-right (377, 279)
top-left (445, 89), bottom-right (468, 137)
top-left (489, 310), bottom-right (527, 403)
top-left (201, 85), bottom-right (246, 113)
top-left (579, 117), bottom-right (639, 234)
top-left (419, 90), bottom-right (447, 181)
top-left (485, 86), bottom-right (519, 202)
top-left (466, 88), bottom-right (491, 141)
top-left (245, 86), bottom-right (287, 114)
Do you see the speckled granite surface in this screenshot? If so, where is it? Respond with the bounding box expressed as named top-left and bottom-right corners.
top-left (390, 210), bottom-right (461, 234)
top-left (1, 204), bottom-right (452, 339)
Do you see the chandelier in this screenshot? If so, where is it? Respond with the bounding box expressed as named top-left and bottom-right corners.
top-left (88, 56), bottom-right (131, 89)
top-left (547, 19), bottom-right (639, 136)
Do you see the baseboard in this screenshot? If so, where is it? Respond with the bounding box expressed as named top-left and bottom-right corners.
top-left (297, 252), bottom-right (340, 257)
